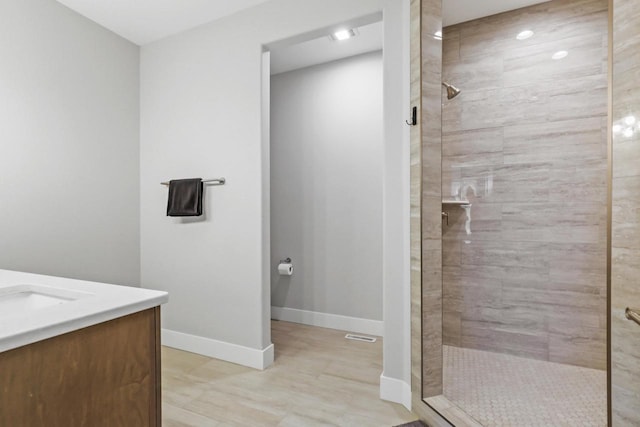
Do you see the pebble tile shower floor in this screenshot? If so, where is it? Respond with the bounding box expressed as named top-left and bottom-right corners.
top-left (443, 345), bottom-right (607, 426)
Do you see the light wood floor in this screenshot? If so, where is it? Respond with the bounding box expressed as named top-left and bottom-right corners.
top-left (162, 320), bottom-right (417, 426)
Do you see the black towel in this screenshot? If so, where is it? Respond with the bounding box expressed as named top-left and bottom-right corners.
top-left (166, 178), bottom-right (203, 217)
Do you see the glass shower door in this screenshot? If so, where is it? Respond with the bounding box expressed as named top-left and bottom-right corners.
top-left (611, 0), bottom-right (640, 424)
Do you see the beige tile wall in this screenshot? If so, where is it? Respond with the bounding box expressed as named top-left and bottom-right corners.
top-left (410, 0), bottom-right (425, 407)
top-left (420, 0), bottom-right (444, 399)
top-left (611, 0), bottom-right (640, 423)
top-left (440, 0), bottom-right (609, 370)
top-left (412, 0), bottom-right (447, 404)
top-left (411, 1), bottom-right (450, 422)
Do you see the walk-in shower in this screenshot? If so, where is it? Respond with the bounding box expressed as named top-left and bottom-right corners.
top-left (414, 0), bottom-right (610, 425)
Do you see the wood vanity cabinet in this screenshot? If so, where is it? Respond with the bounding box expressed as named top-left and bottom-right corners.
top-left (0, 307), bottom-right (161, 427)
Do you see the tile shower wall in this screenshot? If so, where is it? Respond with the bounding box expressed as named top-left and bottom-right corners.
top-left (412, 1), bottom-right (451, 422)
top-left (420, 0), bottom-right (444, 399)
top-left (410, 0), bottom-right (425, 407)
top-left (612, 0), bottom-right (640, 423)
top-left (441, 0), bottom-right (608, 369)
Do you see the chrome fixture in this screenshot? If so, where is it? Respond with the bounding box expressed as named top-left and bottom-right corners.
top-left (442, 82), bottom-right (461, 100)
top-left (161, 178), bottom-right (226, 186)
top-left (626, 307), bottom-right (640, 326)
top-left (442, 211), bottom-right (449, 226)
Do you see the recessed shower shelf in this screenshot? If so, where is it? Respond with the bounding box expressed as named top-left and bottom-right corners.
top-left (442, 199), bottom-right (471, 207)
top-left (442, 200), bottom-right (473, 235)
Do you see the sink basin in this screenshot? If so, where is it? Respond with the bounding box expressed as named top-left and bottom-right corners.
top-left (0, 285), bottom-right (92, 318)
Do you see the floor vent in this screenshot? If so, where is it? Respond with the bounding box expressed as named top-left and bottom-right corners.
top-left (345, 333), bottom-right (377, 343)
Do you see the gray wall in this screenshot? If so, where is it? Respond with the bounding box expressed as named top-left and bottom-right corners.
top-left (440, 0), bottom-right (608, 369)
top-left (0, 0), bottom-right (140, 286)
top-left (140, 0), bottom-right (390, 354)
top-left (612, 0), bottom-right (640, 423)
top-left (270, 52), bottom-right (384, 321)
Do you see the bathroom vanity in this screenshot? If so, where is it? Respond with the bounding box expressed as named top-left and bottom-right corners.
top-left (0, 270), bottom-right (168, 427)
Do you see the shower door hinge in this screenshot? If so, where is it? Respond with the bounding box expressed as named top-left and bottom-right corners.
top-left (406, 106), bottom-right (417, 126)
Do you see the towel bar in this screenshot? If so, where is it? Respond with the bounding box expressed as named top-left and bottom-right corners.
top-left (161, 178), bottom-right (226, 186)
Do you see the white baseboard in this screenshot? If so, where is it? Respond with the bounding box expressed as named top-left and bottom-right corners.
top-left (271, 306), bottom-right (384, 337)
top-left (162, 329), bottom-right (274, 370)
top-left (380, 374), bottom-right (412, 411)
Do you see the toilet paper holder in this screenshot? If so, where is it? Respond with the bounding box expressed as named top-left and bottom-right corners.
top-left (279, 257), bottom-right (292, 264)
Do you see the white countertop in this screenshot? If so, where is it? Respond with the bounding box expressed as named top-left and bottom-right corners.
top-left (0, 269), bottom-right (168, 353)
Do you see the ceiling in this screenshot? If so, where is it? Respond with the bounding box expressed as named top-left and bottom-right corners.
top-left (270, 21), bottom-right (383, 75)
top-left (443, 0), bottom-right (551, 26)
top-left (55, 0), bottom-right (271, 45)
top-left (55, 0), bottom-right (553, 46)
top-left (270, 1), bottom-right (553, 74)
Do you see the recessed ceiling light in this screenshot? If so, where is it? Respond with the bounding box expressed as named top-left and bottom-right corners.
top-left (623, 128), bottom-right (634, 138)
top-left (516, 30), bottom-right (534, 40)
top-left (552, 50), bottom-right (569, 60)
top-left (434, 31), bottom-right (443, 40)
top-left (624, 115), bottom-right (636, 126)
top-left (330, 28), bottom-right (358, 41)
